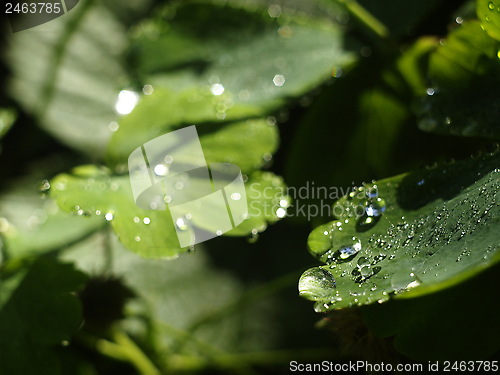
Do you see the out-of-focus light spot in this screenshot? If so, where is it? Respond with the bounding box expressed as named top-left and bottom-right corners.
top-left (108, 121), bottom-right (119, 132)
top-left (268, 4), bottom-right (282, 18)
top-left (154, 164), bottom-right (169, 176)
top-left (211, 83), bottom-right (225, 95)
top-left (273, 74), bottom-right (285, 86)
top-left (115, 90), bottom-right (139, 115)
top-left (276, 207), bottom-right (286, 218)
top-left (142, 84), bottom-right (154, 95)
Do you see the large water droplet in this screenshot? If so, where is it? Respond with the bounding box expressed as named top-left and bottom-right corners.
top-left (299, 268), bottom-right (336, 300)
top-left (339, 238), bottom-right (362, 259)
top-left (365, 198), bottom-right (386, 217)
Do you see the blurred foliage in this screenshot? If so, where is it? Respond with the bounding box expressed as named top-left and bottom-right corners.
top-left (0, 0), bottom-right (499, 373)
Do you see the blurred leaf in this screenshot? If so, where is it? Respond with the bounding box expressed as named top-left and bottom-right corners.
top-left (477, 0), bottom-right (500, 41)
top-left (355, 0), bottom-right (443, 37)
top-left (0, 108), bottom-right (17, 139)
top-left (61, 235), bottom-right (281, 365)
top-left (416, 82), bottom-right (500, 139)
top-left (106, 88), bottom-right (277, 171)
top-left (130, 1), bottom-right (357, 111)
top-left (299, 151), bottom-right (500, 310)
top-left (416, 21), bottom-right (500, 139)
top-left (362, 263), bottom-right (500, 360)
top-left (0, 182), bottom-right (103, 258)
top-left (0, 257), bottom-right (87, 375)
top-left (50, 165), bottom-right (288, 258)
top-left (4, 1), bottom-right (128, 157)
top-left (285, 41), bottom-right (438, 219)
top-left (427, 21), bottom-right (499, 90)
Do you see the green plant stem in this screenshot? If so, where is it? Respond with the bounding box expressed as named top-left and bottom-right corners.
top-left (79, 331), bottom-right (161, 375)
top-left (338, 0), bottom-right (389, 39)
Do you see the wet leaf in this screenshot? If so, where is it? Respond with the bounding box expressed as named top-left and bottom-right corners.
top-left (299, 151), bottom-right (500, 310)
top-left (50, 165), bottom-right (288, 258)
top-left (130, 1), bottom-right (357, 111)
top-left (477, 0), bottom-right (500, 41)
top-left (0, 257), bottom-right (87, 375)
top-left (106, 88), bottom-right (277, 171)
top-left (415, 21), bottom-right (500, 139)
top-left (0, 182), bottom-right (103, 258)
top-left (362, 263), bottom-right (500, 360)
top-left (4, 1), bottom-right (128, 157)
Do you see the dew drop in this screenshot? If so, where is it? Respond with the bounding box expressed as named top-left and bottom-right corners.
top-left (365, 198), bottom-right (386, 217)
top-left (339, 238), bottom-right (362, 259)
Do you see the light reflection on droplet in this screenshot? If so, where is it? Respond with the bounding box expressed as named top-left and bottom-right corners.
top-left (105, 212), bottom-right (114, 221)
top-left (108, 121), bottom-right (119, 132)
top-left (143, 217), bottom-right (151, 224)
top-left (276, 207), bottom-right (286, 218)
top-left (210, 83), bottom-right (225, 96)
top-left (154, 164), bottom-right (169, 176)
top-left (273, 74), bottom-right (285, 87)
top-left (231, 193), bottom-right (241, 201)
top-left (268, 4), bottom-right (282, 18)
top-left (115, 90), bottom-right (139, 115)
top-left (142, 84), bottom-right (154, 95)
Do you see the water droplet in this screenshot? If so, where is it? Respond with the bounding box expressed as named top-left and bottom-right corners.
top-left (276, 207), bottom-right (286, 218)
top-left (339, 238), bottom-right (362, 259)
top-left (299, 268), bottom-right (336, 300)
top-left (39, 179), bottom-right (51, 192)
top-left (489, 2), bottom-right (495, 10)
top-left (268, 4), bottom-right (282, 18)
top-left (216, 229), bottom-right (223, 236)
top-left (154, 164), bottom-right (169, 176)
top-left (142, 84), bottom-right (154, 95)
top-left (365, 198), bottom-right (386, 217)
top-left (391, 271), bottom-right (421, 292)
top-left (365, 185), bottom-right (378, 198)
top-left (143, 217), bottom-right (151, 224)
top-left (115, 90), bottom-right (139, 115)
top-left (231, 193), bottom-right (241, 201)
top-left (273, 74), bottom-right (285, 87)
top-left (134, 236), bottom-right (141, 242)
top-left (176, 217), bottom-right (189, 231)
top-left (210, 83), bottom-right (225, 96)
top-left (105, 212), bottom-right (114, 221)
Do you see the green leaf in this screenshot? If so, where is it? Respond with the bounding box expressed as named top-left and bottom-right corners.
top-left (0, 179), bottom-right (103, 258)
top-left (299, 150), bottom-right (500, 310)
top-left (106, 88), bottom-right (277, 170)
top-left (362, 263), bottom-right (500, 360)
top-left (130, 1), bottom-right (357, 110)
top-left (0, 257), bottom-right (87, 375)
top-left (0, 107), bottom-right (17, 139)
top-left (354, 0), bottom-right (444, 37)
top-left (60, 235), bottom-right (286, 365)
top-left (477, 0), bottom-right (500, 41)
top-left (50, 165), bottom-right (289, 258)
top-left (416, 21), bottom-right (500, 139)
top-left (427, 21), bottom-right (499, 90)
top-left (4, 1), bottom-right (128, 157)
